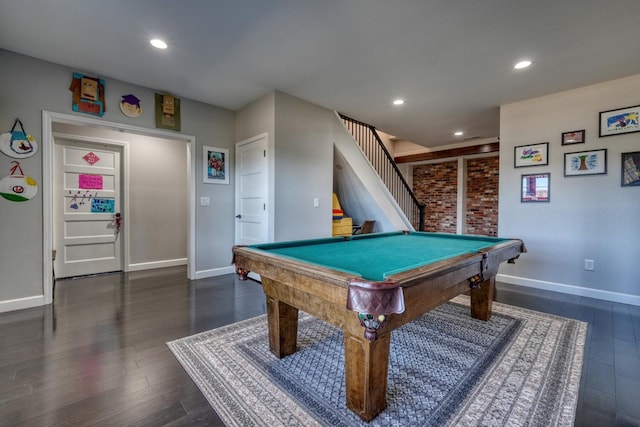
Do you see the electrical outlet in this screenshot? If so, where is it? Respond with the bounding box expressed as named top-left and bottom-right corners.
top-left (584, 259), bottom-right (595, 271)
top-left (313, 197), bottom-right (320, 208)
top-left (200, 196), bottom-right (210, 206)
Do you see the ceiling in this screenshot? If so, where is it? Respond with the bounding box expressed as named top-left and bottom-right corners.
top-left (1, 0), bottom-right (639, 147)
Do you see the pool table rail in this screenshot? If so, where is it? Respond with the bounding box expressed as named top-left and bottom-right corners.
top-left (232, 237), bottom-right (526, 339)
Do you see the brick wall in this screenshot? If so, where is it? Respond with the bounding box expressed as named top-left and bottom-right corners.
top-left (413, 161), bottom-right (458, 233)
top-left (412, 156), bottom-right (498, 235)
top-left (465, 157), bottom-right (499, 236)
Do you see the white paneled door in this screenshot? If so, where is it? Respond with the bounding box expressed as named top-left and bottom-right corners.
top-left (54, 138), bottom-right (123, 278)
top-left (235, 134), bottom-right (269, 246)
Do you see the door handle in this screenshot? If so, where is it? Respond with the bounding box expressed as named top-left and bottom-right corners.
top-left (113, 213), bottom-right (122, 239)
top-left (235, 214), bottom-right (242, 219)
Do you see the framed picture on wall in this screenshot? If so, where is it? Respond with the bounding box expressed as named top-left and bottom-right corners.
top-left (514, 142), bottom-right (549, 168)
top-left (203, 146), bottom-right (229, 184)
top-left (155, 93), bottom-right (181, 131)
top-left (561, 129), bottom-right (585, 145)
top-left (621, 151), bottom-right (640, 186)
top-left (599, 105), bottom-right (640, 137)
top-left (521, 173), bottom-right (550, 203)
top-left (564, 149), bottom-right (607, 177)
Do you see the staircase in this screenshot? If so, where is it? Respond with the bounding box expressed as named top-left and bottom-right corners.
top-left (339, 114), bottom-right (425, 231)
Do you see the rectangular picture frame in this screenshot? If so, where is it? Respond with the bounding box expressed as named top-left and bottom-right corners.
top-left (561, 129), bottom-right (585, 145)
top-left (621, 151), bottom-right (640, 187)
top-left (203, 146), bottom-right (229, 184)
top-left (514, 142), bottom-right (549, 168)
top-left (564, 148), bottom-right (607, 177)
top-left (521, 173), bottom-right (550, 203)
top-left (599, 105), bottom-right (640, 137)
top-left (155, 93), bottom-right (181, 131)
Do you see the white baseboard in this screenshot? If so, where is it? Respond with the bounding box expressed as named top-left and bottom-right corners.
top-left (127, 258), bottom-right (187, 272)
top-left (194, 265), bottom-right (236, 280)
top-left (497, 274), bottom-right (640, 307)
top-left (0, 295), bottom-right (46, 313)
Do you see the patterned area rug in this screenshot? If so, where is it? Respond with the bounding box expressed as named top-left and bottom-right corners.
top-left (168, 296), bottom-right (586, 426)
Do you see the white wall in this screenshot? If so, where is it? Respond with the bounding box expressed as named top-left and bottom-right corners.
top-left (498, 74), bottom-right (640, 305)
top-left (0, 49), bottom-right (235, 311)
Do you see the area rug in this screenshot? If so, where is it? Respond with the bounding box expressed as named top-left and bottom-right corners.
top-left (167, 296), bottom-right (586, 426)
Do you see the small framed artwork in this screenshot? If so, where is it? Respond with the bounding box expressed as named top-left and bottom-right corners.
top-left (561, 129), bottom-right (585, 145)
top-left (155, 93), bottom-right (181, 131)
top-left (599, 105), bottom-right (640, 137)
top-left (564, 149), bottom-right (607, 177)
top-left (621, 151), bottom-right (640, 186)
top-left (514, 142), bottom-right (549, 168)
top-left (70, 72), bottom-right (105, 116)
top-left (521, 173), bottom-right (550, 203)
top-left (203, 146), bottom-right (229, 184)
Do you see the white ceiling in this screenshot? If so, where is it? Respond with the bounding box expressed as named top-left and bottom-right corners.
top-left (1, 0), bottom-right (639, 147)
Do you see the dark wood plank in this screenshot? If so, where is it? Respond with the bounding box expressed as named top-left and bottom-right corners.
top-left (394, 141), bottom-right (499, 163)
top-left (0, 267), bottom-right (638, 426)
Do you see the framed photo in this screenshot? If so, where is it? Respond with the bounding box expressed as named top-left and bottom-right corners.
top-left (564, 149), bottom-right (607, 177)
top-left (514, 142), bottom-right (549, 168)
top-left (621, 151), bottom-right (640, 186)
top-left (599, 105), bottom-right (640, 137)
top-left (561, 129), bottom-right (585, 145)
top-left (521, 173), bottom-right (550, 203)
top-left (203, 146), bottom-right (229, 184)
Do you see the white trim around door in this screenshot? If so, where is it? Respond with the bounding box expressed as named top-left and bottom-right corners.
top-left (53, 133), bottom-right (128, 278)
top-left (42, 111), bottom-right (196, 305)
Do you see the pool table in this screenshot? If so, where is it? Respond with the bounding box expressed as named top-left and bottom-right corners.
top-left (232, 231), bottom-right (525, 421)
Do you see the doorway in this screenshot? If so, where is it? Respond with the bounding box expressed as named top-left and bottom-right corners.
top-left (53, 137), bottom-right (123, 278)
top-left (42, 111), bottom-right (196, 304)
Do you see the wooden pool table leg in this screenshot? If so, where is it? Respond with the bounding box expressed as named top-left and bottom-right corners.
top-left (344, 331), bottom-right (391, 421)
top-left (266, 296), bottom-right (298, 358)
top-left (470, 276), bottom-right (495, 321)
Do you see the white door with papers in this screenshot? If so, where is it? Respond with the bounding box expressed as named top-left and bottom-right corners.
top-left (54, 138), bottom-right (123, 278)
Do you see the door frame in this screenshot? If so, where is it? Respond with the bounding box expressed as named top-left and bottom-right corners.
top-left (42, 111), bottom-right (196, 304)
top-left (53, 132), bottom-right (128, 278)
top-left (234, 132), bottom-right (274, 245)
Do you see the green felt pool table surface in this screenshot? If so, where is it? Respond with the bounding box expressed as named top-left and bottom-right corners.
top-left (250, 231), bottom-right (511, 281)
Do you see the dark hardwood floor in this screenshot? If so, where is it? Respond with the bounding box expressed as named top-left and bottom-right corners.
top-left (0, 266), bottom-right (639, 426)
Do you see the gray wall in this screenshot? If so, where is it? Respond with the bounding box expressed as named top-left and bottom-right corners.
top-left (498, 74), bottom-right (640, 304)
top-left (0, 49), bottom-right (343, 311)
top-left (235, 92), bottom-right (275, 143)
top-left (0, 49), bottom-right (235, 308)
top-left (3, 47), bottom-right (638, 312)
top-left (235, 91), bottom-right (335, 242)
top-left (273, 92), bottom-right (334, 240)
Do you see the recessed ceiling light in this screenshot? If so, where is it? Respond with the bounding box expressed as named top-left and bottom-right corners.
top-left (393, 99), bottom-right (405, 106)
top-left (150, 39), bottom-right (168, 49)
top-left (454, 131), bottom-right (464, 136)
top-left (514, 60), bottom-right (532, 70)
